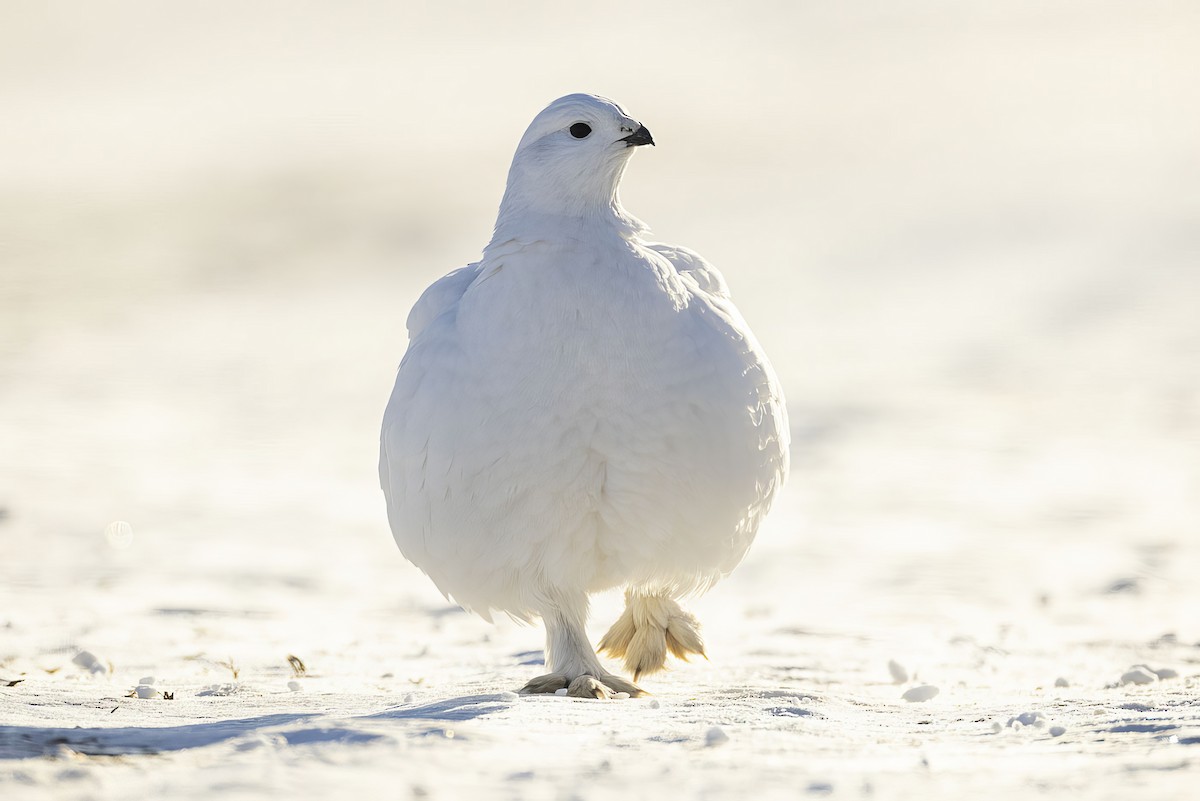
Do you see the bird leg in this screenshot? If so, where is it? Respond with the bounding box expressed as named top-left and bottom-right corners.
top-left (519, 591), bottom-right (644, 698)
top-left (598, 590), bottom-right (706, 680)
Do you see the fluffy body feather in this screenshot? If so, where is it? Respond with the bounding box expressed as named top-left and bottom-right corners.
top-left (380, 94), bottom-right (788, 695)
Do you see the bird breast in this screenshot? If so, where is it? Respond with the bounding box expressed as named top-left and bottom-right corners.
top-left (384, 235), bottom-right (784, 614)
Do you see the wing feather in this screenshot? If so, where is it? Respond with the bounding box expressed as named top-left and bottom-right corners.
top-left (649, 241), bottom-right (790, 536)
top-left (645, 243), bottom-right (731, 299)
top-left (381, 262), bottom-right (482, 497)
top-left (404, 263), bottom-right (484, 339)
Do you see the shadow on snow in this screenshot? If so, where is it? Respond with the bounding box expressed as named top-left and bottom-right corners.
top-left (0, 694), bottom-right (511, 759)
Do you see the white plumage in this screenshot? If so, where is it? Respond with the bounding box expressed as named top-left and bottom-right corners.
top-left (380, 94), bottom-right (788, 698)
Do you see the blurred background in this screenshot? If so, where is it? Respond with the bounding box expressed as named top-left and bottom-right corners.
top-left (1, 0), bottom-right (1198, 660)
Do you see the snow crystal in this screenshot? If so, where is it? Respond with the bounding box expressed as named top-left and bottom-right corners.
top-left (1049, 726), bottom-right (1067, 737)
top-left (499, 691), bottom-right (520, 701)
top-left (288, 680), bottom-right (302, 691)
top-left (132, 684), bottom-right (158, 699)
top-left (888, 659), bottom-right (909, 684)
top-left (648, 699), bottom-right (661, 709)
top-left (138, 676), bottom-right (155, 685)
top-left (554, 688), bottom-right (568, 696)
top-left (902, 685), bottom-right (939, 703)
top-left (1054, 677), bottom-right (1070, 688)
top-left (1149, 667), bottom-right (1177, 680)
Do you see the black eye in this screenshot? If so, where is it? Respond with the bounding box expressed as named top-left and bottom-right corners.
top-left (569, 122), bottom-right (592, 139)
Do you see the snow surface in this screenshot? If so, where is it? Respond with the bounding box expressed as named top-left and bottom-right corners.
top-left (3, 2), bottom-right (1200, 799)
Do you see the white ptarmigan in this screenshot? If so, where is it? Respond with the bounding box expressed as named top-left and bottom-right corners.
top-left (380, 93), bottom-right (789, 699)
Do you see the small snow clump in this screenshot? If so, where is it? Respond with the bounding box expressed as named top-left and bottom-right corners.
top-left (705, 726), bottom-right (729, 747)
top-left (998, 711), bottom-right (1066, 736)
top-left (72, 651), bottom-right (107, 675)
top-left (902, 685), bottom-right (939, 703)
top-left (197, 683), bottom-right (240, 696)
top-left (1120, 666), bottom-right (1157, 685)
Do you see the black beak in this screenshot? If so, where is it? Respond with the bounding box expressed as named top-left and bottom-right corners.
top-left (619, 125), bottom-right (655, 147)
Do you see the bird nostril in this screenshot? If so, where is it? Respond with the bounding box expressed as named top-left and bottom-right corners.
top-left (620, 125), bottom-right (655, 147)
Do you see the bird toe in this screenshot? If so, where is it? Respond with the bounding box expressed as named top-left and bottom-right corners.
top-left (567, 675), bottom-right (612, 699)
top-left (519, 673), bottom-right (569, 694)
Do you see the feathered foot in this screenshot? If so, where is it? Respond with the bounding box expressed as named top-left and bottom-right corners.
top-left (517, 594), bottom-right (645, 698)
top-left (519, 670), bottom-right (644, 698)
top-left (598, 591), bottom-right (707, 680)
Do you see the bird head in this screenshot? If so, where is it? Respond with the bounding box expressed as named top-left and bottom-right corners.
top-left (493, 94), bottom-right (654, 236)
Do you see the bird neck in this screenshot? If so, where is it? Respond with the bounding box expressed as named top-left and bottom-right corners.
top-left (487, 200), bottom-right (646, 253)
top-left (485, 160), bottom-right (648, 253)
